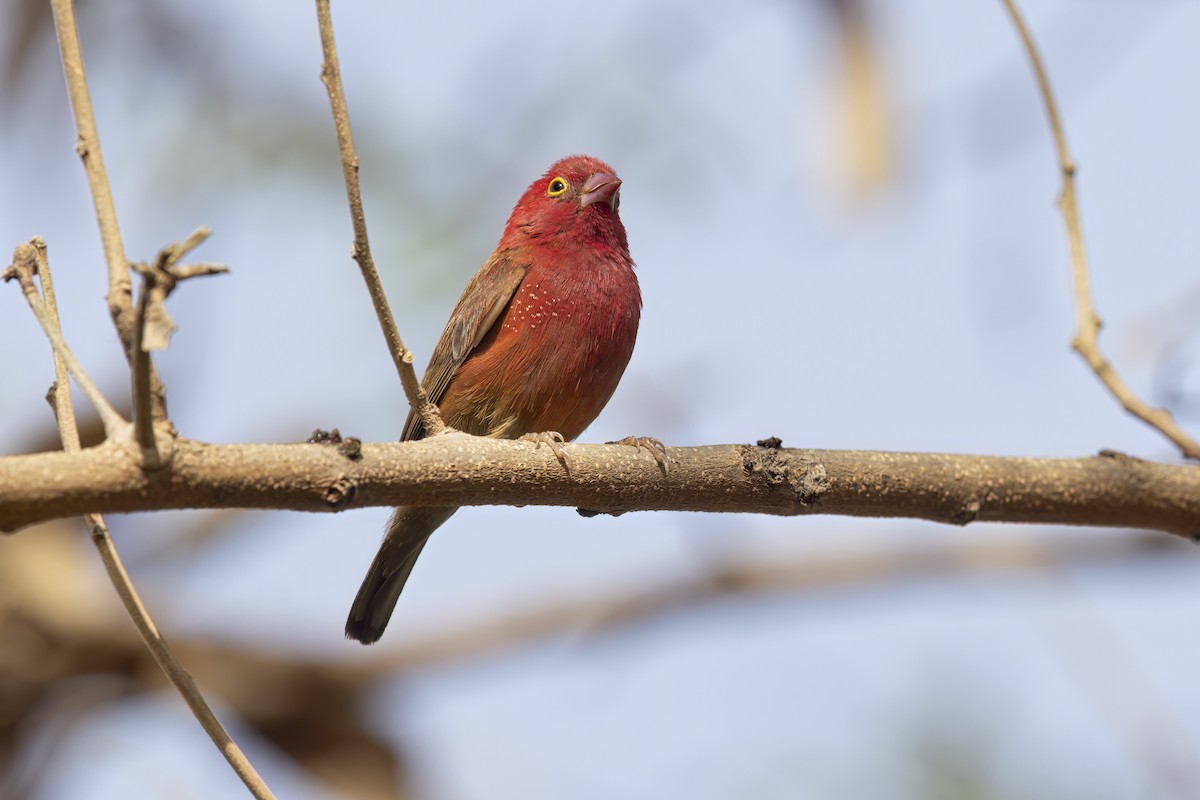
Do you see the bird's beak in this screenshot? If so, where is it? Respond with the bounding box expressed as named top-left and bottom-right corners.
top-left (580, 172), bottom-right (621, 209)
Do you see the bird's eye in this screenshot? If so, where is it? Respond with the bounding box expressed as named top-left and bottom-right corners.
top-left (547, 177), bottom-right (568, 197)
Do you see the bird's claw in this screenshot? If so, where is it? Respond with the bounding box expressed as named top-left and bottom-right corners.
top-left (521, 431), bottom-right (572, 473)
top-left (609, 435), bottom-right (669, 475)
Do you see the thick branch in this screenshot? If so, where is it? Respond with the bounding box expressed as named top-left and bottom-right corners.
top-left (2, 438), bottom-right (1196, 537)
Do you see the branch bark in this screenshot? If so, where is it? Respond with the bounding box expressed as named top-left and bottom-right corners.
top-left (2, 438), bottom-right (1197, 537)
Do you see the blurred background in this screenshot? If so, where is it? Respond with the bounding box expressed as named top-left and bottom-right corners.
top-left (3, 0), bottom-right (1200, 798)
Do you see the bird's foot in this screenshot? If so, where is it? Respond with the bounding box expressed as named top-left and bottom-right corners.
top-left (521, 431), bottom-right (571, 472)
top-left (608, 436), bottom-right (669, 475)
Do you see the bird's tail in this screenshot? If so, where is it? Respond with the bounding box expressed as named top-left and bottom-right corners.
top-left (345, 506), bottom-right (456, 644)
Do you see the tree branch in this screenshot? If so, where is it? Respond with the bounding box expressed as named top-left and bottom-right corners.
top-left (1000, 0), bottom-right (1200, 460)
top-left (357, 530), bottom-right (1179, 674)
top-left (2, 438), bottom-right (1196, 537)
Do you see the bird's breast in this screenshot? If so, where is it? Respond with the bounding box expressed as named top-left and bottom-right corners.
top-left (444, 253), bottom-right (641, 440)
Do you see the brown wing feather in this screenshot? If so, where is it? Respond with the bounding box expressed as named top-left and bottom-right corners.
top-left (401, 250), bottom-right (527, 441)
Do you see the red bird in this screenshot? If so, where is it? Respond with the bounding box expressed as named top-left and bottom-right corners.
top-left (346, 155), bottom-right (642, 644)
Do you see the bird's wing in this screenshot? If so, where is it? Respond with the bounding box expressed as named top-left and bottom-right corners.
top-left (401, 250), bottom-right (527, 441)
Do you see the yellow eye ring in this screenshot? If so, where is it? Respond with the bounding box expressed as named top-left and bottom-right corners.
top-left (546, 176), bottom-right (568, 197)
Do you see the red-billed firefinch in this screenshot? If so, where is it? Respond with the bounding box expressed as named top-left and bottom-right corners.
top-left (346, 155), bottom-right (641, 644)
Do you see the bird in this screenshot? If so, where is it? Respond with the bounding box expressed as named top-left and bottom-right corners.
top-left (345, 155), bottom-right (643, 644)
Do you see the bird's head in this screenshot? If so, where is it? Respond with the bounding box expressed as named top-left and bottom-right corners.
top-left (501, 155), bottom-right (628, 253)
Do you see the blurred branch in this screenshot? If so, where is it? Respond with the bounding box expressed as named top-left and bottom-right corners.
top-left (1, 438), bottom-right (1197, 536)
top-left (314, 0), bottom-right (445, 437)
top-left (823, 0), bottom-right (891, 194)
top-left (8, 237), bottom-right (276, 800)
top-left (363, 529), bottom-right (1183, 674)
top-left (8, 527), bottom-right (1167, 799)
top-left (1000, 0), bottom-right (1200, 461)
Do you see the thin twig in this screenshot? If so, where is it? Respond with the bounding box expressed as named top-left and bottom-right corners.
top-left (7, 243), bottom-right (129, 440)
top-left (129, 227), bottom-right (225, 464)
top-left (27, 236), bottom-right (83, 436)
top-left (169, 226), bottom-right (215, 261)
top-left (999, 0), bottom-right (1200, 460)
top-left (132, 272), bottom-right (158, 459)
top-left (314, 0), bottom-right (445, 436)
top-left (28, 239), bottom-right (276, 800)
top-left (48, 0), bottom-right (130, 343)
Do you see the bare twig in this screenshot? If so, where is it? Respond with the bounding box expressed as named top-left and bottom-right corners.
top-left (130, 227), bottom-right (225, 463)
top-left (7, 242), bottom-right (129, 440)
top-left (25, 239), bottom-right (276, 800)
top-left (1000, 0), bottom-right (1200, 460)
top-left (137, 227), bottom-right (217, 353)
top-left (314, 0), bottom-right (445, 437)
top-left (48, 0), bottom-right (128, 329)
top-left (27, 237), bottom-right (81, 437)
top-left (131, 273), bottom-right (158, 458)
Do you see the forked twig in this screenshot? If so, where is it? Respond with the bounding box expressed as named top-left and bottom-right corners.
top-left (999, 0), bottom-right (1200, 460)
top-left (7, 242), bottom-right (129, 440)
top-left (314, 0), bottom-right (445, 436)
top-left (130, 227), bottom-right (226, 462)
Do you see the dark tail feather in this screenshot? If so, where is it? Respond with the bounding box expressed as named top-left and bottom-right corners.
top-left (345, 506), bottom-right (456, 644)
